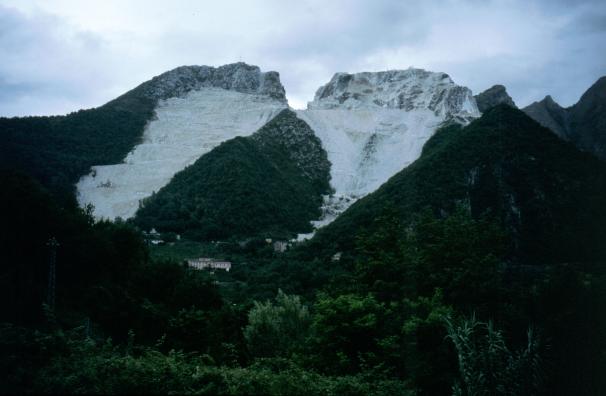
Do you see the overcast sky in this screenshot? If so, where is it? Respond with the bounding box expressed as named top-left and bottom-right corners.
top-left (1, 0), bottom-right (605, 116)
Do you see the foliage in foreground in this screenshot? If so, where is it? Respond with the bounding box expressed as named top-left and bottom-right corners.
top-left (244, 290), bottom-right (311, 359)
top-left (0, 324), bottom-right (413, 396)
top-left (446, 315), bottom-right (543, 396)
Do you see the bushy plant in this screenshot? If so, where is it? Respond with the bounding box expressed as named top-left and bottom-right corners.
top-left (243, 290), bottom-right (310, 358)
top-left (445, 315), bottom-right (543, 396)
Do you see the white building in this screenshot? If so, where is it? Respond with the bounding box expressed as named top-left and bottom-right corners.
top-left (273, 241), bottom-right (288, 253)
top-left (187, 258), bottom-right (232, 272)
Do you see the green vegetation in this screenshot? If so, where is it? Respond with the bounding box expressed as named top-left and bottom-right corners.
top-left (1, 323), bottom-right (414, 396)
top-left (243, 290), bottom-right (310, 359)
top-left (307, 105), bottom-right (606, 265)
top-left (2, 106), bottom-right (606, 394)
top-left (148, 239), bottom-right (221, 262)
top-left (446, 316), bottom-right (543, 396)
top-left (0, 85), bottom-right (157, 206)
top-left (133, 109), bottom-right (331, 241)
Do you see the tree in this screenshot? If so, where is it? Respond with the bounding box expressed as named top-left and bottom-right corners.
top-left (243, 290), bottom-right (310, 358)
top-left (310, 292), bottom-right (387, 374)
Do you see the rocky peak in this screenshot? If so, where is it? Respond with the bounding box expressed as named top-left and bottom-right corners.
top-left (523, 95), bottom-right (569, 139)
top-left (308, 68), bottom-right (479, 119)
top-left (474, 84), bottom-right (516, 113)
top-left (521, 76), bottom-right (606, 160)
top-left (568, 76), bottom-right (606, 159)
top-left (543, 95), bottom-right (557, 105)
top-left (142, 62), bottom-right (287, 102)
top-left (572, 76), bottom-right (606, 116)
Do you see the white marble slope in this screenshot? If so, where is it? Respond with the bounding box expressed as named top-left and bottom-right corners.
top-left (295, 68), bottom-right (480, 238)
top-left (76, 63), bottom-right (287, 220)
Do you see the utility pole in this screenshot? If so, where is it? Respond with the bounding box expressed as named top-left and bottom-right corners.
top-left (46, 237), bottom-right (59, 310)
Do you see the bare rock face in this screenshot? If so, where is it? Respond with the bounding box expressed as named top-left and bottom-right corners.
top-left (76, 63), bottom-right (287, 220)
top-left (141, 62), bottom-right (287, 102)
top-left (309, 69), bottom-right (478, 121)
top-left (295, 68), bottom-right (480, 236)
top-left (522, 76), bottom-right (606, 160)
top-left (568, 76), bottom-right (606, 159)
top-left (474, 84), bottom-right (516, 113)
top-left (523, 95), bottom-right (569, 139)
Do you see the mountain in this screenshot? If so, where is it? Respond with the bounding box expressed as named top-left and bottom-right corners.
top-left (132, 109), bottom-right (331, 240)
top-left (523, 76), bottom-right (606, 160)
top-left (3, 62), bottom-right (606, 395)
top-left (296, 68), bottom-right (480, 228)
top-left (0, 62), bottom-right (286, 210)
top-left (294, 104), bottom-right (606, 396)
top-left (120, 66), bottom-right (523, 242)
top-left (4, 63), bottom-right (604, 242)
top-left (523, 95), bottom-right (569, 139)
top-left (0, 63), bottom-right (482, 235)
top-left (474, 84), bottom-right (516, 113)
top-left (297, 104), bottom-right (606, 395)
top-left (305, 105), bottom-right (606, 265)
top-left (0, 79), bottom-right (156, 206)
top-left (76, 63), bottom-right (287, 220)
top-left (567, 76), bottom-right (606, 158)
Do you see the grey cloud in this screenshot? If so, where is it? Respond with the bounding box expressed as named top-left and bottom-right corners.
top-left (0, 5), bottom-right (126, 115)
top-left (0, 0), bottom-right (605, 115)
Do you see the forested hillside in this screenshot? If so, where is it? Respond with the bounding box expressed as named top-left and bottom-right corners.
top-left (0, 87), bottom-right (156, 206)
top-left (290, 105), bottom-right (606, 394)
top-left (305, 105), bottom-right (606, 265)
top-left (0, 62), bottom-right (286, 209)
top-left (2, 106), bottom-right (606, 395)
top-left (133, 109), bottom-right (331, 240)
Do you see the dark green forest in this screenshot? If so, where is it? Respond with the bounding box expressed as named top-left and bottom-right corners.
top-left (132, 109), bottom-right (332, 241)
top-left (308, 105), bottom-right (606, 264)
top-left (0, 80), bottom-right (156, 207)
top-left (1, 106), bottom-right (606, 395)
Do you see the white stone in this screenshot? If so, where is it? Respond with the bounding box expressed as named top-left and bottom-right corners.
top-left (77, 87), bottom-right (286, 220)
top-left (295, 68), bottom-right (480, 238)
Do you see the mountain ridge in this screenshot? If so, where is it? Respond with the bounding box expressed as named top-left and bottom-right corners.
top-left (76, 63), bottom-right (288, 220)
top-left (0, 62), bottom-right (286, 208)
top-left (474, 84), bottom-right (516, 113)
top-left (522, 76), bottom-right (606, 159)
top-left (132, 109), bottom-right (331, 240)
top-left (3, 63), bottom-right (605, 239)
top-left (141, 62), bottom-right (287, 102)
top-left (302, 104), bottom-right (606, 264)
top-left (296, 68), bottom-right (480, 232)
top-left (309, 68), bottom-right (478, 118)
